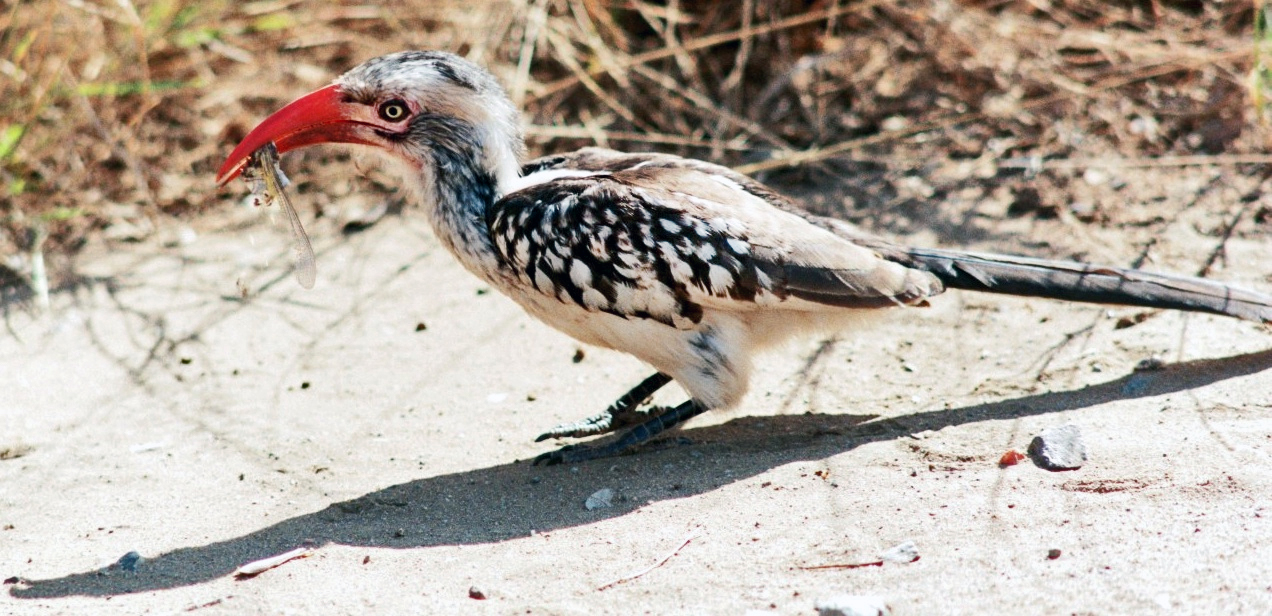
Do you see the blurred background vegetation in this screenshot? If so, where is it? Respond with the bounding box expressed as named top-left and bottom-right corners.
top-left (0, 0), bottom-right (1265, 297)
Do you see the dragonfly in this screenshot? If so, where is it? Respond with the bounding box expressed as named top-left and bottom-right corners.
top-left (241, 142), bottom-right (317, 289)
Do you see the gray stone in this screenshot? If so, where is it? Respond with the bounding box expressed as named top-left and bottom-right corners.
top-left (879, 540), bottom-right (919, 564)
top-left (114, 551), bottom-right (141, 572)
top-left (585, 488), bottom-right (615, 510)
top-left (1029, 424), bottom-right (1088, 470)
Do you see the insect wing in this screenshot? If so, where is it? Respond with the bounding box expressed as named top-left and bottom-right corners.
top-left (251, 143), bottom-right (317, 289)
top-left (278, 188), bottom-right (317, 289)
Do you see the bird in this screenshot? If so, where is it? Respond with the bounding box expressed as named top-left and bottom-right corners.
top-left (218, 50), bottom-right (1272, 465)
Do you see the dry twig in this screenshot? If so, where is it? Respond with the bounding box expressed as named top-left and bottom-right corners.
top-left (596, 530), bottom-right (700, 591)
top-left (233, 546), bottom-right (314, 578)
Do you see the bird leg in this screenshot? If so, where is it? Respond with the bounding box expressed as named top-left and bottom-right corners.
top-left (533, 399), bottom-right (707, 465)
top-left (534, 372), bottom-right (673, 441)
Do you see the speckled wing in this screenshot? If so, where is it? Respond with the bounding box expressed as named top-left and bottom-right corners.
top-left (488, 160), bottom-right (943, 329)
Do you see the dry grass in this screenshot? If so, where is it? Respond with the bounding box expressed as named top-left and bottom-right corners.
top-left (0, 0), bottom-right (1265, 295)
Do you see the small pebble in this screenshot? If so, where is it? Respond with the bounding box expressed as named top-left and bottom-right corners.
top-left (414, 322), bottom-right (427, 332)
top-left (815, 595), bottom-right (891, 616)
top-left (879, 540), bottom-right (919, 564)
top-left (585, 488), bottom-right (615, 510)
top-left (468, 585), bottom-right (487, 600)
top-left (115, 551), bottom-right (141, 572)
top-left (1029, 424), bottom-right (1088, 471)
top-left (1134, 357), bottom-right (1165, 372)
top-left (1047, 548), bottom-right (1063, 560)
top-left (1114, 313), bottom-right (1150, 329)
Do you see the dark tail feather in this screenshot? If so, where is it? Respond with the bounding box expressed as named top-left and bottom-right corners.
top-left (887, 246), bottom-right (1272, 324)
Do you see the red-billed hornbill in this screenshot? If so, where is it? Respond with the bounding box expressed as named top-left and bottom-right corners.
top-left (218, 51), bottom-right (1272, 465)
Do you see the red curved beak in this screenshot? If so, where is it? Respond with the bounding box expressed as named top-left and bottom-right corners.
top-left (216, 84), bottom-right (376, 185)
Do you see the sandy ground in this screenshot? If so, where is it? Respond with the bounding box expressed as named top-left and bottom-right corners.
top-left (4, 169), bottom-right (1272, 615)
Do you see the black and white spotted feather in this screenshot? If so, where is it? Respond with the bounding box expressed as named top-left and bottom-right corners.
top-left (489, 151), bottom-right (942, 330)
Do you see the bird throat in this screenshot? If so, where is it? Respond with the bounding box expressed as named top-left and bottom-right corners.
top-left (405, 114), bottom-right (513, 280)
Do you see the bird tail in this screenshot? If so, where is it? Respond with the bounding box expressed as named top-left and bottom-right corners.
top-left (876, 245), bottom-right (1272, 324)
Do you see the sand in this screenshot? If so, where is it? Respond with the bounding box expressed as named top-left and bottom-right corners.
top-left (4, 176), bottom-right (1272, 615)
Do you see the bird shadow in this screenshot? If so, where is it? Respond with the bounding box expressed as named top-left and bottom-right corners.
top-left (10, 347), bottom-right (1272, 599)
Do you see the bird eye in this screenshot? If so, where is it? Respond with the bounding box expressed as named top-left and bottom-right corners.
top-left (378, 99), bottom-right (409, 122)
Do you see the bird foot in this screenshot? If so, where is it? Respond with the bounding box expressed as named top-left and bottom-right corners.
top-left (532, 429), bottom-right (696, 466)
top-left (532, 401), bottom-right (706, 465)
top-left (534, 405), bottom-right (666, 442)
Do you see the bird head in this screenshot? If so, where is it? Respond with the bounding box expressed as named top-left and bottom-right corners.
top-left (217, 51), bottom-right (524, 192)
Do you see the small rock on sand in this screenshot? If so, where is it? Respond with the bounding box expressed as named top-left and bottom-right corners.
top-left (115, 551), bottom-right (141, 572)
top-left (879, 540), bottom-right (919, 564)
top-left (1029, 424), bottom-right (1088, 471)
top-left (585, 488), bottom-right (615, 510)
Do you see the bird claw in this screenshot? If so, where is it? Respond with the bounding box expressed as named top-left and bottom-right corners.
top-left (535, 372), bottom-right (674, 443)
top-left (534, 405), bottom-right (666, 442)
top-left (531, 402), bottom-right (705, 465)
top-left (534, 415), bottom-right (614, 442)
